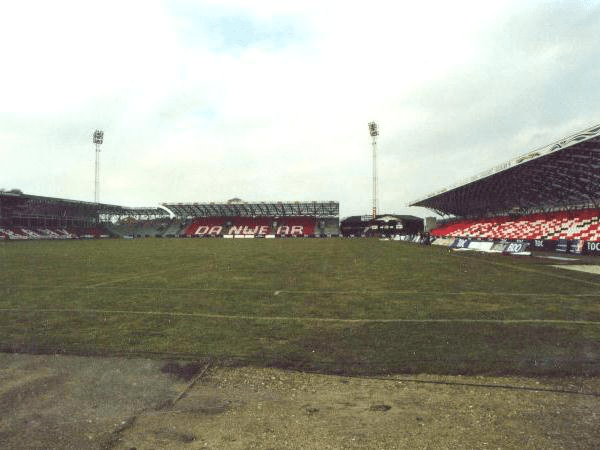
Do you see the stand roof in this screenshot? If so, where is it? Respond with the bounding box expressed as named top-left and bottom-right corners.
top-left (409, 124), bottom-right (600, 217)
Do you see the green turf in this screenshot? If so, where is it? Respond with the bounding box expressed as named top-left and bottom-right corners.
top-left (1, 238), bottom-right (599, 376)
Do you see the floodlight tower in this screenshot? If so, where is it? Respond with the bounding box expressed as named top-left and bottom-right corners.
top-left (368, 121), bottom-right (379, 220)
top-left (93, 130), bottom-right (104, 203)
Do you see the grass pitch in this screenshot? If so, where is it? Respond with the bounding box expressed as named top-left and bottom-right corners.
top-left (1, 238), bottom-right (599, 376)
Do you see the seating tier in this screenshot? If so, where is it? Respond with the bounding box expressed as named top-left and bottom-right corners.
top-left (431, 209), bottom-right (600, 242)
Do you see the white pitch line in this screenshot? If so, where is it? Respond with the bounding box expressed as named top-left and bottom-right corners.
top-left (1, 308), bottom-right (599, 325)
top-left (83, 255), bottom-right (221, 288)
top-left (3, 285), bottom-right (600, 297)
top-left (453, 253), bottom-right (600, 287)
top-left (85, 268), bottom-right (177, 288)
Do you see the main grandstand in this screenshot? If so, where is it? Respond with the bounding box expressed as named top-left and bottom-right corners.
top-left (165, 200), bottom-right (340, 238)
top-left (410, 123), bottom-right (600, 255)
top-left (0, 192), bottom-right (339, 239)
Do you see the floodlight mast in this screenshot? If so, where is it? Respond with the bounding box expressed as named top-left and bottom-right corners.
top-left (368, 121), bottom-right (379, 220)
top-left (93, 130), bottom-right (104, 203)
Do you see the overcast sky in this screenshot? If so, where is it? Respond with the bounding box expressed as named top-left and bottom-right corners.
top-left (2, 0), bottom-right (600, 218)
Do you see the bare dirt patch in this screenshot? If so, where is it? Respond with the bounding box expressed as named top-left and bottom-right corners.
top-left (1, 354), bottom-right (598, 449)
top-left (115, 366), bottom-right (600, 449)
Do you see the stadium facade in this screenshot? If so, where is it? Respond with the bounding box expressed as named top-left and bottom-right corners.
top-left (0, 193), bottom-right (340, 239)
top-left (410, 123), bottom-right (600, 255)
top-left (165, 200), bottom-right (340, 238)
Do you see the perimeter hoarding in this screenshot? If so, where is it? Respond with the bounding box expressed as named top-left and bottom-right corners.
top-left (583, 240), bottom-right (600, 255)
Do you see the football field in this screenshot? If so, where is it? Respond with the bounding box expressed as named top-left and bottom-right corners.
top-left (1, 238), bottom-right (599, 376)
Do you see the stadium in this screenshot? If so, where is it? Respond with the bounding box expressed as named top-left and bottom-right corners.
top-left (1, 124), bottom-right (600, 448)
top-left (3, 124), bottom-right (600, 252)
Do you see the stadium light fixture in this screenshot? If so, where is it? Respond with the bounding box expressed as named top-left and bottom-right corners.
top-left (368, 121), bottom-right (379, 137)
top-left (93, 130), bottom-right (104, 145)
top-left (93, 130), bottom-right (104, 203)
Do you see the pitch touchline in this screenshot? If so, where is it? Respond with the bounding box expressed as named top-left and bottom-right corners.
top-left (453, 253), bottom-right (600, 287)
top-left (1, 308), bottom-right (599, 325)
top-left (4, 285), bottom-right (600, 297)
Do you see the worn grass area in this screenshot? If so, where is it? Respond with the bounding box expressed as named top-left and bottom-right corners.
top-left (0, 238), bottom-right (599, 376)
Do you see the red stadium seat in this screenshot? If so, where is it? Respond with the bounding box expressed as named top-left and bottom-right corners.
top-left (430, 209), bottom-right (600, 242)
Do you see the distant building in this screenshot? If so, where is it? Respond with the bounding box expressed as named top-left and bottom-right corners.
top-left (340, 214), bottom-right (423, 237)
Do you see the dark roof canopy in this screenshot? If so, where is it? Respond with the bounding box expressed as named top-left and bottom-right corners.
top-left (162, 201), bottom-right (339, 219)
top-left (1, 193), bottom-right (338, 224)
top-left (409, 124), bottom-right (600, 217)
top-left (0, 191), bottom-right (170, 224)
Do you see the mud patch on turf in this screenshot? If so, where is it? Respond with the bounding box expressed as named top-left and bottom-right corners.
top-left (160, 360), bottom-right (210, 381)
top-left (369, 404), bottom-right (392, 412)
